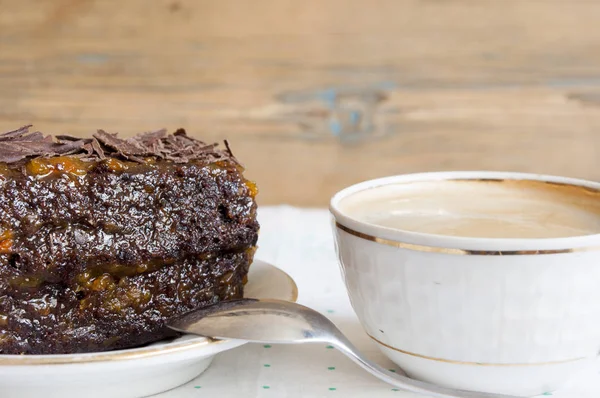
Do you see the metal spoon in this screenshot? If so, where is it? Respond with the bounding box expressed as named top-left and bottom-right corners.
top-left (169, 299), bottom-right (519, 398)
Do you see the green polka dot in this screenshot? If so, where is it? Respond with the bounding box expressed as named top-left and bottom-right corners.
top-left (542, 393), bottom-right (553, 396)
top-left (263, 385), bottom-right (270, 389)
top-left (263, 344), bottom-right (272, 348)
top-left (391, 388), bottom-right (399, 392)
top-left (326, 345), bottom-right (334, 349)
top-left (264, 364), bottom-right (271, 367)
top-left (388, 369), bottom-right (396, 373)
top-left (327, 309), bottom-right (335, 313)
top-left (194, 386), bottom-right (202, 389)
top-left (328, 366), bottom-right (335, 370)
top-left (329, 387), bottom-right (337, 391)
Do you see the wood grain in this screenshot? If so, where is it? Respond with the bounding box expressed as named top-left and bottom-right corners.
top-left (0, 0), bottom-right (599, 205)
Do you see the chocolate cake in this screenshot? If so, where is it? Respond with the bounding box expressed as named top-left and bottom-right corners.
top-left (0, 126), bottom-right (259, 355)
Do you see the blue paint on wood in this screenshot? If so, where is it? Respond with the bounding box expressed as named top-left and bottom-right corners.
top-left (349, 110), bottom-right (360, 125)
top-left (276, 81), bottom-right (397, 144)
top-left (318, 88), bottom-right (338, 107)
top-left (329, 119), bottom-right (342, 136)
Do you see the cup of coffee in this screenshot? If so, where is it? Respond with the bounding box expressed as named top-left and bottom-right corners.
top-left (330, 171), bottom-right (600, 396)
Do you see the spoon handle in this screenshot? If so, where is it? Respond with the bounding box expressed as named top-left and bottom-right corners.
top-left (330, 337), bottom-right (521, 398)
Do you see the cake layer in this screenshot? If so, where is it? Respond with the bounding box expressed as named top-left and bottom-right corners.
top-left (0, 158), bottom-right (258, 283)
top-left (0, 250), bottom-right (253, 354)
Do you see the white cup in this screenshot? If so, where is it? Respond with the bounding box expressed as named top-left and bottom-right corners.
top-left (330, 171), bottom-right (600, 397)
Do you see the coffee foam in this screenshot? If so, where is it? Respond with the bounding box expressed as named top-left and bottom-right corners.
top-left (339, 179), bottom-right (600, 239)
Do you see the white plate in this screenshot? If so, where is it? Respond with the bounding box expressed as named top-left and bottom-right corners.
top-left (0, 259), bottom-right (298, 398)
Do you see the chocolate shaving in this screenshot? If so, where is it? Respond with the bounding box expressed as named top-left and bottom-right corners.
top-left (0, 127), bottom-right (88, 163)
top-left (0, 125), bottom-right (237, 166)
top-left (224, 140), bottom-right (235, 159)
top-left (90, 138), bottom-right (106, 160)
top-left (94, 130), bottom-right (147, 158)
top-left (2, 125), bottom-right (35, 140)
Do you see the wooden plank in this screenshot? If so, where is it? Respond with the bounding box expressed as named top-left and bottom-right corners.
top-left (0, 0), bottom-right (599, 205)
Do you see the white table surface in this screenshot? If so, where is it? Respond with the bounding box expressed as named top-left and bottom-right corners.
top-left (158, 206), bottom-right (600, 398)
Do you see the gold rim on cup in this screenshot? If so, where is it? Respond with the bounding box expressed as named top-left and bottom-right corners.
top-left (368, 334), bottom-right (586, 366)
top-left (335, 222), bottom-right (600, 256)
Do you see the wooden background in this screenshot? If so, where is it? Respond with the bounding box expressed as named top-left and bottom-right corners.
top-left (0, 0), bottom-right (599, 206)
